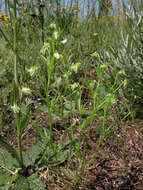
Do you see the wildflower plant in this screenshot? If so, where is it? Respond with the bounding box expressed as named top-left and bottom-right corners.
top-left (0, 1), bottom-right (45, 189)
top-left (0, 0), bottom-right (136, 188)
top-left (39, 24), bottom-right (65, 142)
top-left (38, 23), bottom-right (125, 185)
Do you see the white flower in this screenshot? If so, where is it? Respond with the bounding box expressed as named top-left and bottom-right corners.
top-left (53, 31), bottom-right (58, 39)
top-left (21, 87), bottom-right (31, 94)
top-left (61, 38), bottom-right (67, 44)
top-left (54, 52), bottom-right (60, 59)
top-left (11, 104), bottom-right (20, 114)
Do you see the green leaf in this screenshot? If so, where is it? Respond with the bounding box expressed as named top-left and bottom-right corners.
top-left (0, 150), bottom-right (21, 188)
top-left (20, 107), bottom-right (30, 135)
top-left (24, 139), bottom-right (43, 167)
top-left (0, 184), bottom-right (11, 190)
top-left (70, 63), bottom-right (81, 73)
top-left (0, 168), bottom-right (14, 187)
top-left (39, 105), bottom-right (48, 113)
top-left (47, 140), bottom-right (78, 166)
top-left (64, 101), bottom-right (76, 111)
top-left (28, 174), bottom-right (46, 190)
top-left (14, 176), bottom-right (30, 190)
top-left (0, 149), bottom-right (18, 170)
top-left (47, 148), bottom-right (68, 166)
top-left (0, 137), bottom-right (20, 163)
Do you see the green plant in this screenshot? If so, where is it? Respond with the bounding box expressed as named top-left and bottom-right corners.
top-left (73, 53), bottom-right (124, 185)
top-left (0, 0), bottom-right (23, 173)
top-left (110, 4), bottom-right (143, 115)
top-left (0, 1), bottom-right (45, 188)
top-left (37, 19), bottom-right (128, 185)
top-left (0, 0), bottom-right (136, 188)
top-left (0, 147), bottom-right (46, 190)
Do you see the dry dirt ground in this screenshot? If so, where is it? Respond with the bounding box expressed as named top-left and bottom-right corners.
top-left (7, 113), bottom-right (143, 190)
top-left (84, 120), bottom-right (143, 190)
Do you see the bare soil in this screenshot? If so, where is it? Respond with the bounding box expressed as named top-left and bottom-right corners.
top-left (9, 112), bottom-right (143, 190)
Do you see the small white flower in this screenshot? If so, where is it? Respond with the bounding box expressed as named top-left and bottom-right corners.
top-left (61, 38), bottom-right (67, 44)
top-left (11, 104), bottom-right (20, 114)
top-left (54, 52), bottom-right (60, 59)
top-left (21, 87), bottom-right (31, 94)
top-left (53, 31), bottom-right (58, 39)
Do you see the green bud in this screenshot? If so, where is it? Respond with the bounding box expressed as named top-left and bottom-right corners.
top-left (90, 51), bottom-right (99, 58)
top-left (70, 63), bottom-right (81, 73)
top-left (21, 87), bottom-right (31, 94)
top-left (71, 83), bottom-right (79, 90)
top-left (118, 70), bottom-right (126, 76)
